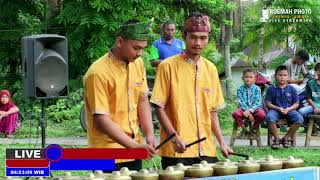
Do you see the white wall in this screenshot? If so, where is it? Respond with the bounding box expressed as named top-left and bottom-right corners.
top-left (231, 67), bottom-right (276, 89)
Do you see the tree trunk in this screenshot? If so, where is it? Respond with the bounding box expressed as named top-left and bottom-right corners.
top-left (224, 0), bottom-right (233, 99)
top-left (46, 0), bottom-right (59, 18)
top-left (219, 24), bottom-right (226, 53)
top-left (224, 26), bottom-right (232, 80)
top-left (224, 45), bottom-right (232, 96)
top-left (238, 0), bottom-right (243, 38)
top-left (286, 35), bottom-right (289, 53)
top-left (259, 27), bottom-right (265, 73)
top-left (233, 0), bottom-right (242, 38)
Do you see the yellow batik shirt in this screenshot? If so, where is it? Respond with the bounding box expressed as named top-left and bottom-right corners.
top-left (83, 52), bottom-right (149, 163)
top-left (150, 53), bottom-right (225, 158)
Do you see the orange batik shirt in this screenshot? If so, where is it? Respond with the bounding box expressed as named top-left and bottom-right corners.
top-left (83, 52), bottom-right (148, 163)
top-left (151, 53), bottom-right (225, 158)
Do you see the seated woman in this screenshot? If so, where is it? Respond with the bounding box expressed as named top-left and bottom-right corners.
top-left (0, 89), bottom-right (19, 138)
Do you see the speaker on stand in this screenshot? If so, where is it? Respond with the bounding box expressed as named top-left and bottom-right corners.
top-left (22, 34), bottom-right (68, 148)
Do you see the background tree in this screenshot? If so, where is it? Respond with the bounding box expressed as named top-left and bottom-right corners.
top-left (243, 0), bottom-right (320, 66)
top-left (233, 0), bottom-right (243, 38)
top-left (221, 0), bottom-right (236, 98)
top-left (56, 0), bottom-right (228, 79)
top-left (0, 0), bottom-right (45, 90)
top-left (0, 0), bottom-right (230, 121)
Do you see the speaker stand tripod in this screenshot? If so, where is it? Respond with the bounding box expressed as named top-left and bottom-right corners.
top-left (39, 99), bottom-right (46, 148)
top-left (24, 100), bottom-right (47, 180)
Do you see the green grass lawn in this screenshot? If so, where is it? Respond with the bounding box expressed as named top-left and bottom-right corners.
top-left (3, 118), bottom-right (86, 138)
top-left (0, 99), bottom-right (235, 138)
top-left (1, 144), bottom-right (319, 177)
top-left (5, 99), bottom-right (308, 138)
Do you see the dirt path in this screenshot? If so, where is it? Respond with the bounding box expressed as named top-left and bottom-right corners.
top-left (1, 136), bottom-right (320, 147)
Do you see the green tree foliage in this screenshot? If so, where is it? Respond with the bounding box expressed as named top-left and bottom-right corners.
top-left (0, 0), bottom-right (45, 89)
top-left (57, 0), bottom-right (227, 78)
top-left (0, 0), bottom-right (229, 83)
top-left (267, 55), bottom-right (289, 69)
top-left (56, 0), bottom-right (182, 78)
top-left (0, 0), bottom-right (229, 124)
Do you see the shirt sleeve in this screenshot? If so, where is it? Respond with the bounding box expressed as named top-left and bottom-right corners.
top-left (149, 45), bottom-right (159, 61)
top-left (150, 62), bottom-right (170, 108)
top-left (83, 73), bottom-right (109, 115)
top-left (306, 81), bottom-right (312, 99)
top-left (265, 86), bottom-right (273, 103)
top-left (251, 86), bottom-right (262, 110)
top-left (236, 86), bottom-right (249, 110)
top-left (211, 66), bottom-right (225, 110)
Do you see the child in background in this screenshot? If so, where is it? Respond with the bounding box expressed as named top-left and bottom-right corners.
top-left (0, 89), bottom-right (19, 138)
top-left (265, 65), bottom-right (303, 149)
top-left (232, 68), bottom-right (266, 138)
top-left (299, 63), bottom-right (320, 136)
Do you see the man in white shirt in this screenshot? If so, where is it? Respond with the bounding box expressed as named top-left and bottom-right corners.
top-left (283, 49), bottom-right (309, 84)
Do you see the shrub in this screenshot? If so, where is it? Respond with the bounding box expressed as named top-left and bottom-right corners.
top-left (218, 100), bottom-right (238, 135)
top-left (10, 82), bottom-right (83, 124)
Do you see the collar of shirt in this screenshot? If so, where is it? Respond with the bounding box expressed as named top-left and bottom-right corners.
top-left (180, 51), bottom-right (201, 66)
top-left (108, 51), bottom-right (127, 66)
top-left (160, 37), bottom-right (176, 45)
top-left (243, 84), bottom-right (255, 90)
top-left (274, 83), bottom-right (289, 90)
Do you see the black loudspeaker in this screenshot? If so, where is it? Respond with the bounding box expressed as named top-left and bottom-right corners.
top-left (22, 34), bottom-right (68, 99)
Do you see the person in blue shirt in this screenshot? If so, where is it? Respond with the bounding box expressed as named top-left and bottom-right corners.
top-left (149, 20), bottom-right (185, 67)
top-left (265, 65), bottom-right (303, 149)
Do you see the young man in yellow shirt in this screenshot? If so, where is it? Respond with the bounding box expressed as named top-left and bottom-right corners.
top-left (83, 19), bottom-right (156, 171)
top-left (151, 13), bottom-right (233, 169)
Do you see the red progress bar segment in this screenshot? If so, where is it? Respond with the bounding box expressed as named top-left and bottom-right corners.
top-left (6, 160), bottom-right (49, 167)
top-left (63, 148), bottom-right (148, 159)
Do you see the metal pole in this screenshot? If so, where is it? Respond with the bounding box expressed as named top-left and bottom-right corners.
top-left (41, 99), bottom-right (46, 148)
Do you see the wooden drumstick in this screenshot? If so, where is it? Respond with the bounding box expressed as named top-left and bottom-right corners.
top-left (155, 133), bottom-right (176, 150)
top-left (230, 152), bottom-right (250, 160)
top-left (186, 137), bottom-right (207, 148)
